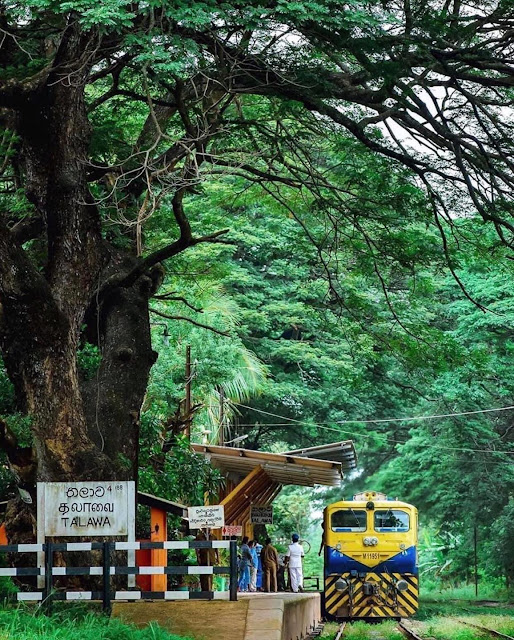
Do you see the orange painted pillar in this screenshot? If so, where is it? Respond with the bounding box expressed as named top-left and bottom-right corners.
top-left (150, 507), bottom-right (167, 592)
top-left (0, 524), bottom-right (7, 545)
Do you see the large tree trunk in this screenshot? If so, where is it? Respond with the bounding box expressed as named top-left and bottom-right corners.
top-left (0, 22), bottom-right (154, 542)
top-left (8, 24), bottom-right (108, 481)
top-left (0, 14), bottom-right (226, 545)
top-left (82, 256), bottom-right (164, 482)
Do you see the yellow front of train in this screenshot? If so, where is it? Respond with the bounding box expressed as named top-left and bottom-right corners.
top-left (323, 491), bottom-right (418, 620)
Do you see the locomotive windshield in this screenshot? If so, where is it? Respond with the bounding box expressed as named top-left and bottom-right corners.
top-left (374, 509), bottom-right (410, 531)
top-left (331, 509), bottom-right (367, 532)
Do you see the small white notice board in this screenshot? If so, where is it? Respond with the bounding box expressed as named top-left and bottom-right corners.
top-left (188, 505), bottom-right (224, 529)
top-left (250, 505), bottom-right (273, 524)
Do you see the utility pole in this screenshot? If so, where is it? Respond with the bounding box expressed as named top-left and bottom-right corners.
top-left (185, 345), bottom-right (191, 442)
top-left (219, 386), bottom-right (225, 446)
top-left (474, 525), bottom-right (479, 597)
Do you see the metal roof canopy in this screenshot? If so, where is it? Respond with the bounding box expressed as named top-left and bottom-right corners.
top-left (137, 492), bottom-right (188, 519)
top-left (191, 444), bottom-right (344, 487)
top-left (285, 440), bottom-right (357, 469)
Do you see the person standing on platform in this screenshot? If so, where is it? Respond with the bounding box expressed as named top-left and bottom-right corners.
top-left (277, 553), bottom-right (287, 591)
top-left (261, 537), bottom-right (279, 592)
top-left (238, 536), bottom-right (252, 592)
top-left (255, 539), bottom-right (263, 590)
top-left (249, 540), bottom-right (258, 592)
top-left (285, 533), bottom-right (305, 593)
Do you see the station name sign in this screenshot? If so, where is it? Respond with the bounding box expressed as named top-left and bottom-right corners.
top-left (38, 481), bottom-right (134, 537)
top-left (188, 505), bottom-right (224, 529)
top-left (250, 505), bottom-right (273, 524)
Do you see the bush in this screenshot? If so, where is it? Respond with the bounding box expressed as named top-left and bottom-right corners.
top-left (0, 605), bottom-right (193, 640)
top-left (0, 577), bottom-right (18, 600)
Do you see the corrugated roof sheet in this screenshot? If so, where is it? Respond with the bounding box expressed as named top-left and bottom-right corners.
top-left (285, 440), bottom-right (357, 469)
top-left (191, 444), bottom-right (344, 487)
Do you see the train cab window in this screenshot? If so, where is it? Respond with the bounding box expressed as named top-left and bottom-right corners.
top-left (331, 509), bottom-right (367, 532)
top-left (374, 510), bottom-right (410, 532)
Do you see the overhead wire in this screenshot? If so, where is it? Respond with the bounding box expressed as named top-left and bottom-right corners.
top-left (232, 402), bottom-right (514, 426)
top-left (229, 401), bottom-right (514, 456)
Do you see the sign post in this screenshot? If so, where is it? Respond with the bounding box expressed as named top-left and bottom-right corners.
top-left (37, 481), bottom-right (135, 588)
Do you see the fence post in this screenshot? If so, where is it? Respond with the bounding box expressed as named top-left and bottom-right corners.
top-left (43, 541), bottom-right (53, 609)
top-left (229, 540), bottom-right (237, 601)
top-left (103, 541), bottom-right (112, 613)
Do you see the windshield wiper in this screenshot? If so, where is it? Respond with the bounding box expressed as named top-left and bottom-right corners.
top-left (349, 509), bottom-right (362, 528)
top-left (384, 509), bottom-right (401, 528)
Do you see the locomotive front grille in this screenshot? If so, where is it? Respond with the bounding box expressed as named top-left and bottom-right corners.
top-left (324, 572), bottom-right (418, 619)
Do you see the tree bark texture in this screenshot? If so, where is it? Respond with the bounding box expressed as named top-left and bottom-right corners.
top-left (0, 22), bottom-right (161, 541)
top-left (82, 254), bottom-right (163, 482)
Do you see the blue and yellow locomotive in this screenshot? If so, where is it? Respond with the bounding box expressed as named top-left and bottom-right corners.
top-left (322, 491), bottom-right (418, 620)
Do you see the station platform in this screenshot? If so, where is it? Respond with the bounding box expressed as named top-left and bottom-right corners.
top-left (112, 591), bottom-right (321, 640)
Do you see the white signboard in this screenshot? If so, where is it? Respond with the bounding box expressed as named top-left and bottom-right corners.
top-left (188, 505), bottom-right (224, 529)
top-left (38, 481), bottom-right (134, 537)
top-left (222, 525), bottom-right (243, 537)
top-left (250, 505), bottom-right (273, 524)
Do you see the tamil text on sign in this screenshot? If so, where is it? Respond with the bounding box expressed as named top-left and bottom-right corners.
top-left (188, 505), bottom-right (224, 529)
top-left (250, 505), bottom-right (273, 524)
top-left (39, 481), bottom-right (134, 537)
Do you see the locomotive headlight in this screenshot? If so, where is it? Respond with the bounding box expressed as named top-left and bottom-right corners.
top-left (396, 580), bottom-right (409, 592)
top-left (363, 536), bottom-right (379, 547)
top-left (335, 578), bottom-right (349, 592)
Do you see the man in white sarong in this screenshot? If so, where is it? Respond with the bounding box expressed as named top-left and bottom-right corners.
top-left (285, 533), bottom-right (304, 593)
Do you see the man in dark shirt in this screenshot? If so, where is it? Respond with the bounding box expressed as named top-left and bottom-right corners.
top-left (261, 537), bottom-right (279, 592)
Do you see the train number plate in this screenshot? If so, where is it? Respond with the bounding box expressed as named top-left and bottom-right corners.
top-left (363, 552), bottom-right (380, 560)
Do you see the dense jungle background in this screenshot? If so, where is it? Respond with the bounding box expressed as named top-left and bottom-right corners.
top-left (4, 145), bottom-right (513, 591)
top-left (1, 0), bottom-right (514, 601)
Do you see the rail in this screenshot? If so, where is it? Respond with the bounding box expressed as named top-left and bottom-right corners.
top-left (0, 540), bottom-right (238, 610)
top-left (450, 617), bottom-right (514, 640)
top-left (398, 620), bottom-right (425, 640)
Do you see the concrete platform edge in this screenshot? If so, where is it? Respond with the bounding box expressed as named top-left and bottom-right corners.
top-left (243, 593), bottom-right (321, 640)
top-left (112, 592), bottom-right (321, 640)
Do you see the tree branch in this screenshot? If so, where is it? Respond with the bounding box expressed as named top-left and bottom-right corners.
top-left (9, 216), bottom-right (45, 245)
top-left (152, 293), bottom-right (204, 313)
top-left (0, 69), bottom-right (49, 109)
top-left (120, 227), bottom-right (230, 290)
top-left (0, 218), bottom-right (53, 307)
top-left (149, 307), bottom-right (230, 337)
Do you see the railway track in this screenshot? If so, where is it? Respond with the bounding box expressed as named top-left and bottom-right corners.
top-left (333, 620), bottom-right (423, 640)
top-left (438, 600), bottom-right (514, 608)
top-left (397, 620), bottom-right (425, 640)
top-left (449, 617), bottom-right (514, 640)
top-left (331, 615), bottom-right (514, 640)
